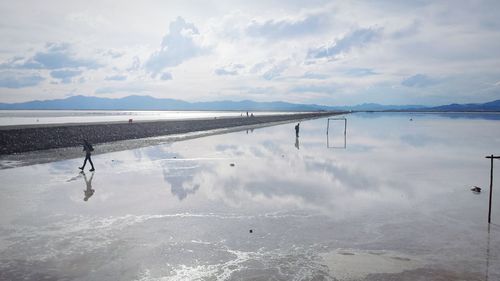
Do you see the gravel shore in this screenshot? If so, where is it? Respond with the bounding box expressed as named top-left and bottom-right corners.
top-left (0, 112), bottom-right (343, 155)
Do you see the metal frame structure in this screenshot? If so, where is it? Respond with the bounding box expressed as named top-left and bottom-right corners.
top-left (326, 117), bottom-right (347, 149)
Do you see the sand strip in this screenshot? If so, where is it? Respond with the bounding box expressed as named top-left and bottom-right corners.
top-left (0, 112), bottom-right (343, 155)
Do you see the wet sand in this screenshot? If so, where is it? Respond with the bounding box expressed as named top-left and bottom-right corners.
top-left (0, 112), bottom-right (340, 155)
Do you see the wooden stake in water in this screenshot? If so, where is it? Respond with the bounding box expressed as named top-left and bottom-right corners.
top-left (486, 155), bottom-right (500, 223)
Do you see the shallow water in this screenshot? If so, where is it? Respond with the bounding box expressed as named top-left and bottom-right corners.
top-left (0, 110), bottom-right (299, 126)
top-left (0, 112), bottom-right (499, 280)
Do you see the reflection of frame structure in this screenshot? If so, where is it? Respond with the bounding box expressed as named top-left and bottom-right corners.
top-left (326, 117), bottom-right (347, 149)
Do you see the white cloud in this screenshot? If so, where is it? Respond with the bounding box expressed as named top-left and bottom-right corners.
top-left (1, 0), bottom-right (500, 105)
top-left (145, 17), bottom-right (209, 76)
top-left (6, 42), bottom-right (101, 70)
top-left (214, 64), bottom-right (245, 76)
top-left (160, 72), bottom-right (173, 80)
top-left (95, 85), bottom-right (145, 94)
top-left (104, 74), bottom-right (127, 81)
top-left (246, 12), bottom-right (329, 39)
top-left (307, 27), bottom-right (383, 60)
top-left (50, 69), bottom-right (83, 84)
top-left (402, 74), bottom-right (438, 88)
top-left (0, 71), bottom-right (44, 88)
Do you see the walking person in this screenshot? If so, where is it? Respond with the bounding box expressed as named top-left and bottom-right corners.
top-left (295, 123), bottom-right (300, 137)
top-left (79, 140), bottom-right (95, 172)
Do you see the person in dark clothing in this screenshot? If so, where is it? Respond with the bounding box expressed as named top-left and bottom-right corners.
top-left (79, 140), bottom-right (95, 171)
top-left (295, 123), bottom-right (300, 137)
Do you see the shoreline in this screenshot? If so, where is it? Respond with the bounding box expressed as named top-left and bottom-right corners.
top-left (0, 112), bottom-right (343, 155)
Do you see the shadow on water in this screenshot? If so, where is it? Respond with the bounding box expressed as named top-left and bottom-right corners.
top-left (82, 171), bottom-right (95, 202)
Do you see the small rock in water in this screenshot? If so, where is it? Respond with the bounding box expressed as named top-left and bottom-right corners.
top-left (230, 163), bottom-right (235, 167)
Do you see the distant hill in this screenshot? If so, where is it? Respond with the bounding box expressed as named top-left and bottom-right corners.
top-left (424, 100), bottom-right (500, 112)
top-left (0, 95), bottom-right (499, 112)
top-left (0, 95), bottom-right (338, 111)
top-left (345, 103), bottom-right (427, 111)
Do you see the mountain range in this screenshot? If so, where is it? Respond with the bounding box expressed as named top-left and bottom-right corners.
top-left (0, 95), bottom-right (499, 112)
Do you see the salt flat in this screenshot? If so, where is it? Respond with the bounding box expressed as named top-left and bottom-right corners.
top-left (0, 113), bottom-right (499, 280)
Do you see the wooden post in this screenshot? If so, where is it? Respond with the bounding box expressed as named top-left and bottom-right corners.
top-left (489, 155), bottom-right (493, 224)
top-left (486, 155), bottom-right (500, 224)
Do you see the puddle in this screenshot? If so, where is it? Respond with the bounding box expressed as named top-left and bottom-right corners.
top-left (320, 249), bottom-right (423, 280)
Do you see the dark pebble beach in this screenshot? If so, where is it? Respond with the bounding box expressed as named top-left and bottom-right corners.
top-left (0, 112), bottom-right (343, 155)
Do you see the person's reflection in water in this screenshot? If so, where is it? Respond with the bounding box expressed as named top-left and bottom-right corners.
top-left (82, 171), bottom-right (95, 202)
top-left (295, 136), bottom-right (300, 150)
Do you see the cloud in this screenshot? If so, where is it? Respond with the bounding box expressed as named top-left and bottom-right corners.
top-left (249, 61), bottom-right (269, 74)
top-left (246, 13), bottom-right (328, 39)
top-left (28, 43), bottom-right (100, 70)
top-left (0, 71), bottom-right (44, 88)
top-left (307, 27), bottom-right (382, 59)
top-left (248, 59), bottom-right (289, 80)
top-left (105, 74), bottom-right (127, 81)
top-left (262, 63), bottom-right (288, 80)
top-left (302, 72), bottom-right (329, 80)
top-left (214, 64), bottom-right (244, 76)
top-left (215, 68), bottom-right (237, 76)
top-left (160, 72), bottom-right (172, 80)
top-left (344, 68), bottom-right (377, 76)
top-left (145, 17), bottom-right (208, 75)
top-left (94, 86), bottom-right (145, 94)
top-left (402, 74), bottom-right (438, 87)
top-left (104, 49), bottom-right (124, 59)
top-left (0, 56), bottom-right (25, 69)
top-left (50, 69), bottom-right (83, 84)
top-left (392, 20), bottom-right (420, 39)
top-left (253, 60), bottom-right (290, 80)
top-left (1, 42), bottom-right (101, 71)
top-left (127, 56), bottom-right (141, 72)
top-left (242, 86), bottom-right (275, 95)
top-left (290, 83), bottom-right (339, 93)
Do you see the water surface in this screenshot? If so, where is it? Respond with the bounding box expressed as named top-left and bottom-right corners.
top-left (0, 113), bottom-right (499, 280)
top-left (0, 110), bottom-right (300, 126)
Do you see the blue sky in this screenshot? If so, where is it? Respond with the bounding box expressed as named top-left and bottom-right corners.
top-left (1, 0), bottom-right (500, 105)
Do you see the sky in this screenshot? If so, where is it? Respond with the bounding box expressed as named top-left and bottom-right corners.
top-left (1, 0), bottom-right (500, 106)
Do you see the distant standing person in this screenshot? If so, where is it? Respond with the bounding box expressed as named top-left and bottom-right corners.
top-left (295, 123), bottom-right (300, 137)
top-left (79, 140), bottom-right (95, 171)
